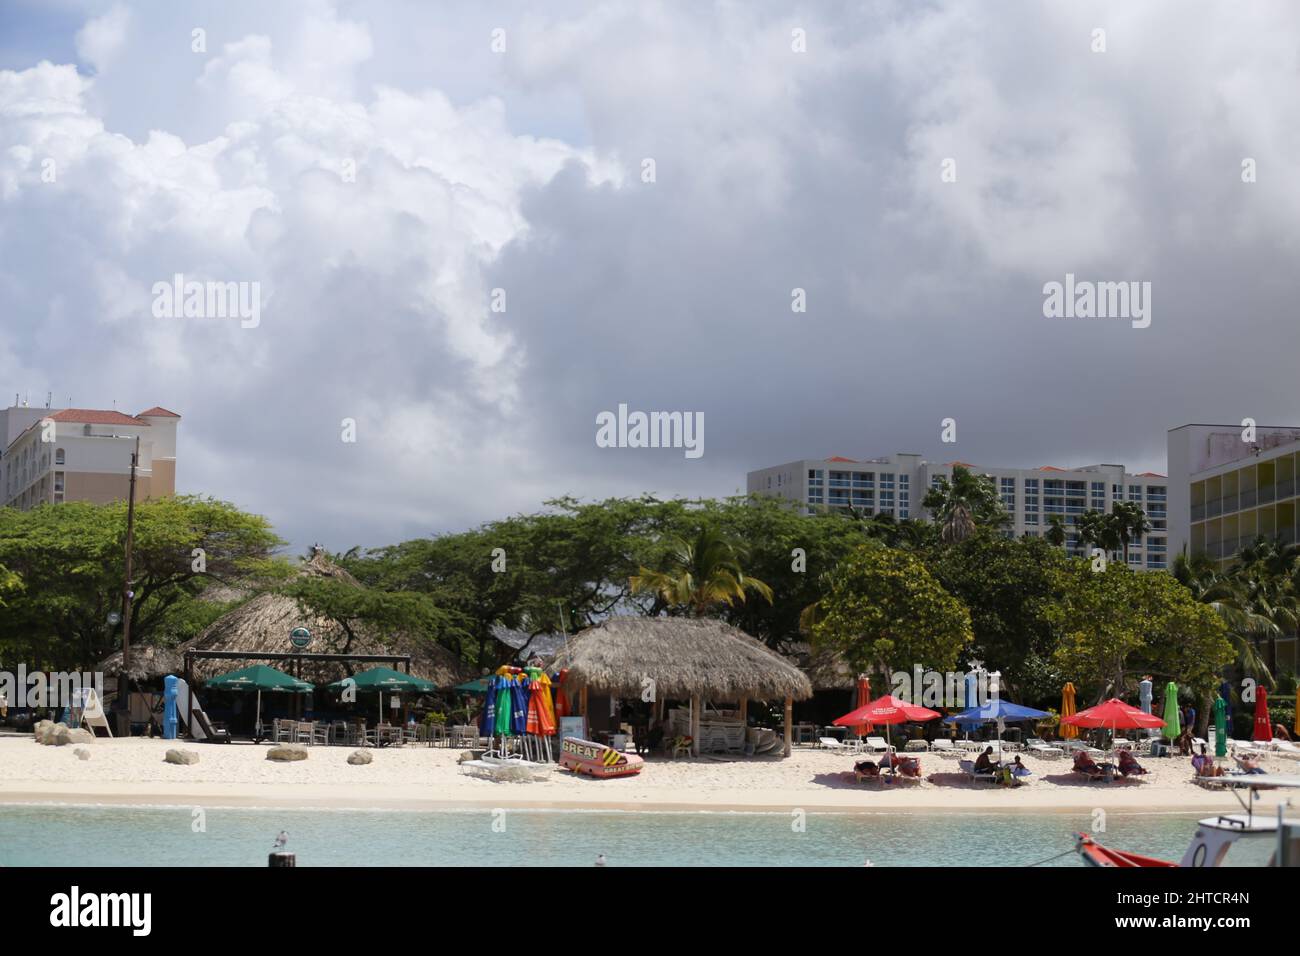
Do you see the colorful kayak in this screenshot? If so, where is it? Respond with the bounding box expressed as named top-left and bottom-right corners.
top-left (558, 737), bottom-right (645, 778)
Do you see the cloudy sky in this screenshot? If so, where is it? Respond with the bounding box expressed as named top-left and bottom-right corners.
top-left (2, 0), bottom-right (1298, 552)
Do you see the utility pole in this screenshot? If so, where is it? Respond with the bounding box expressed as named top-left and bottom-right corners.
top-left (116, 436), bottom-right (140, 737)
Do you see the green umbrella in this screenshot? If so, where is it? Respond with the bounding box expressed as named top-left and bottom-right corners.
top-left (454, 678), bottom-right (491, 694)
top-left (205, 665), bottom-right (314, 740)
top-left (493, 679), bottom-right (511, 737)
top-left (326, 667), bottom-right (437, 728)
top-left (1214, 696), bottom-right (1227, 757)
top-left (1162, 681), bottom-right (1181, 741)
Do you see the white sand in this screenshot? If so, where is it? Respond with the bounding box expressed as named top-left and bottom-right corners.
top-left (2, 736), bottom-right (1294, 816)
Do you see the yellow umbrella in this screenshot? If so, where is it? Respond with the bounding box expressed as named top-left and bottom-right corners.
top-left (1060, 683), bottom-right (1078, 740)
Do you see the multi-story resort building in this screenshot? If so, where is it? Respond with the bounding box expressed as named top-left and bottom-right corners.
top-left (0, 403), bottom-right (180, 510)
top-left (747, 453), bottom-right (1169, 569)
top-left (1168, 423), bottom-right (1300, 563)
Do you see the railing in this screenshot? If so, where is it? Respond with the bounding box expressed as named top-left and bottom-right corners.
top-left (1191, 503), bottom-right (1206, 521)
top-left (1258, 484), bottom-right (1276, 504)
top-left (1207, 498), bottom-right (1222, 518)
top-left (1279, 478), bottom-right (1296, 499)
top-left (1239, 490), bottom-right (1257, 509)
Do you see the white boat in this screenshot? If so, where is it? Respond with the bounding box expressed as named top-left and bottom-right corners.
top-left (1076, 774), bottom-right (1300, 867)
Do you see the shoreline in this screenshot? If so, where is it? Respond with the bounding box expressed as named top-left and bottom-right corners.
top-left (0, 736), bottom-right (1278, 818)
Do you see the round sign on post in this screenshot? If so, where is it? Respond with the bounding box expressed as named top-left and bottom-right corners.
top-left (107, 611), bottom-right (121, 626)
top-left (289, 627), bottom-right (312, 649)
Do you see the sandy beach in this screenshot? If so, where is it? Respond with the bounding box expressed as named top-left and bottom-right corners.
top-left (1, 735), bottom-right (1293, 816)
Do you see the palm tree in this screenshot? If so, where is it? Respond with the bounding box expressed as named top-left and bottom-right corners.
top-left (922, 466), bottom-right (1007, 544)
top-left (1234, 536), bottom-right (1300, 677)
top-left (1044, 514), bottom-right (1067, 547)
top-left (1110, 501), bottom-right (1151, 565)
top-left (1173, 551), bottom-right (1277, 681)
top-left (629, 528), bottom-right (773, 617)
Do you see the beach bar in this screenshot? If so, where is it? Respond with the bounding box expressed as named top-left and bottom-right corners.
top-left (549, 618), bottom-right (812, 756)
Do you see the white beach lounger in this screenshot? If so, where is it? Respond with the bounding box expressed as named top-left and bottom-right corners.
top-left (959, 759), bottom-right (996, 783)
top-left (930, 739), bottom-right (960, 758)
top-left (864, 736), bottom-right (889, 754)
top-left (1026, 739), bottom-right (1065, 759)
top-left (1270, 740), bottom-right (1300, 759)
top-left (819, 737), bottom-right (850, 752)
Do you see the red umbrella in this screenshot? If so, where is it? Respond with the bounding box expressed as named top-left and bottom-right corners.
top-left (852, 677), bottom-right (872, 738)
top-left (834, 695), bottom-right (941, 757)
top-left (1252, 687), bottom-right (1272, 742)
top-left (1061, 697), bottom-right (1165, 732)
top-left (835, 694), bottom-right (942, 726)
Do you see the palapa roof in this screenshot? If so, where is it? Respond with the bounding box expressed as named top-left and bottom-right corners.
top-left (550, 617), bottom-right (812, 702)
top-left (99, 552), bottom-right (475, 687)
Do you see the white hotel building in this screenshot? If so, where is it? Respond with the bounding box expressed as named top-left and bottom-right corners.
top-left (747, 453), bottom-right (1169, 569)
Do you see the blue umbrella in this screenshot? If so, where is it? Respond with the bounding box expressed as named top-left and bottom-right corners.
top-left (509, 676), bottom-right (529, 736)
top-left (944, 699), bottom-right (1051, 763)
top-left (479, 675), bottom-right (499, 737)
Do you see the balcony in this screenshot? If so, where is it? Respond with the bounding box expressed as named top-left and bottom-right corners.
top-left (1207, 498), bottom-right (1222, 518)
top-left (1240, 490), bottom-right (1257, 509)
top-left (1191, 503), bottom-right (1206, 521)
top-left (1258, 484), bottom-right (1276, 505)
top-left (1279, 478), bottom-right (1296, 499)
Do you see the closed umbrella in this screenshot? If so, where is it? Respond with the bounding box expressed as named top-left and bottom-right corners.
top-left (1060, 683), bottom-right (1078, 740)
top-left (553, 669), bottom-right (571, 718)
top-left (509, 675), bottom-right (529, 736)
top-left (1253, 687), bottom-right (1272, 741)
top-left (479, 675), bottom-right (499, 736)
top-left (852, 677), bottom-right (872, 740)
top-left (493, 676), bottom-right (512, 737)
top-left (1139, 678), bottom-right (1157, 739)
top-left (1214, 696), bottom-right (1227, 757)
top-left (1162, 682), bottom-right (1181, 742)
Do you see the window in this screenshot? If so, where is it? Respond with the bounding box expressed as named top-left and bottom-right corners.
top-left (53, 472), bottom-right (64, 493)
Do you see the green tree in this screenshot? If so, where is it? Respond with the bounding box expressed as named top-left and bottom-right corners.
top-left (0, 497), bottom-right (281, 670)
top-left (629, 527), bottom-right (773, 616)
top-left (1111, 501), bottom-right (1152, 564)
top-left (1173, 550), bottom-right (1276, 681)
top-left (811, 544), bottom-right (973, 685)
top-left (922, 466), bottom-right (1007, 544)
top-left (1044, 514), bottom-right (1067, 547)
top-left (1046, 561), bottom-right (1231, 718)
top-left (925, 530), bottom-right (1067, 701)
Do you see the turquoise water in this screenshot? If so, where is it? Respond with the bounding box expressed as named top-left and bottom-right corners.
top-left (0, 804), bottom-right (1207, 866)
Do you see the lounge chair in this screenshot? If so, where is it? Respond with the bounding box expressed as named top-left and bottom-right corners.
top-left (930, 739), bottom-right (959, 757)
top-left (191, 709), bottom-right (232, 744)
top-left (959, 759), bottom-right (997, 783)
top-left (819, 736), bottom-right (850, 753)
top-left (1270, 740), bottom-right (1300, 760)
top-left (904, 739), bottom-right (930, 752)
top-left (1026, 738), bottom-right (1065, 758)
top-left (864, 736), bottom-right (890, 754)
top-left (853, 759), bottom-right (881, 783)
top-left (1071, 753), bottom-right (1112, 782)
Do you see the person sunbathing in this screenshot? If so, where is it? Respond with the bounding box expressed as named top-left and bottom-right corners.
top-left (1073, 751), bottom-right (1107, 779)
top-left (853, 759), bottom-right (880, 780)
top-left (1191, 744), bottom-right (1223, 777)
top-left (893, 754), bottom-right (921, 777)
top-left (1117, 750), bottom-right (1148, 776)
top-left (1236, 753), bottom-right (1267, 775)
top-left (974, 746), bottom-right (999, 775)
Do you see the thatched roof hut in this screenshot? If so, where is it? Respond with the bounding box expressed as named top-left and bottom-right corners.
top-left (550, 617), bottom-right (812, 755)
top-left (99, 551), bottom-right (475, 687)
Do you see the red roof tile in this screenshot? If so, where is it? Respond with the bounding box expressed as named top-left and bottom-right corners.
top-left (825, 456), bottom-right (858, 462)
top-left (944, 461), bottom-right (976, 468)
top-left (1038, 465), bottom-right (1065, 471)
top-left (48, 409), bottom-right (149, 426)
top-left (1138, 472), bottom-right (1166, 478)
top-left (136, 406), bottom-right (181, 418)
